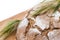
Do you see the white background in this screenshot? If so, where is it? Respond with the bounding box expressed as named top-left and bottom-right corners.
top-left (0, 0), bottom-right (43, 21)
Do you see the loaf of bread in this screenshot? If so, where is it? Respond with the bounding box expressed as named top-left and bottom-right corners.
top-left (16, 11), bottom-right (60, 40)
top-left (0, 0), bottom-right (60, 40)
top-left (16, 0), bottom-right (60, 40)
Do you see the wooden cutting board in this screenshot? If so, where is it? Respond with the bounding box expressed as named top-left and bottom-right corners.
top-left (0, 10), bottom-right (29, 40)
